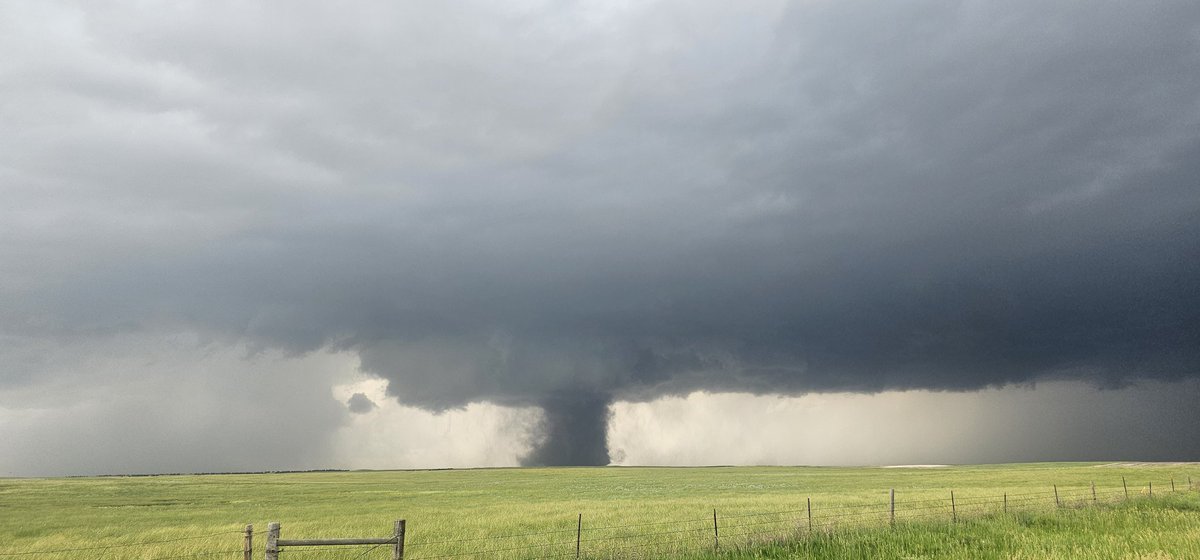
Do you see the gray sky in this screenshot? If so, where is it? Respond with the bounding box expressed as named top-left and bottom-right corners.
top-left (1, 0), bottom-right (1198, 474)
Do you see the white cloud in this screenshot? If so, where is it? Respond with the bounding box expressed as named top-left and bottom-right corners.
top-left (609, 381), bottom-right (1200, 466)
top-left (331, 378), bottom-right (537, 469)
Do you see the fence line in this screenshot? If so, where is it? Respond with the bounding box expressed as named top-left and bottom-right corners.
top-left (0, 528), bottom-right (247, 557)
top-left (396, 478), bottom-right (1195, 560)
top-left (0, 477), bottom-right (1194, 559)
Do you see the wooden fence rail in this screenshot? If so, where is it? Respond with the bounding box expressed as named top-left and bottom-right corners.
top-left (264, 520), bottom-right (405, 560)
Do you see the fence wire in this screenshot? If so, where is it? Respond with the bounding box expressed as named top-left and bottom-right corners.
top-left (1, 479), bottom-right (1194, 559)
top-left (0, 527), bottom-right (247, 557)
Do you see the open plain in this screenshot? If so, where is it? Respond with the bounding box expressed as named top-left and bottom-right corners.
top-left (2, 462), bottom-right (1198, 559)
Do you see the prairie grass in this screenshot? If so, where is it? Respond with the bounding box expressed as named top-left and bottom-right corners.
top-left (0, 463), bottom-right (1195, 559)
top-left (694, 494), bottom-right (1200, 560)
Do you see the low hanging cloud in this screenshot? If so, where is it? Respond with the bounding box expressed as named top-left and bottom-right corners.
top-left (346, 393), bottom-right (378, 414)
top-left (1, 0), bottom-right (1199, 468)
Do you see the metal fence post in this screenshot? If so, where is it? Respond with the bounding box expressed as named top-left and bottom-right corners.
top-left (576, 513), bottom-right (581, 559)
top-left (712, 509), bottom-right (719, 551)
top-left (890, 489), bottom-right (895, 527)
top-left (807, 497), bottom-right (812, 532)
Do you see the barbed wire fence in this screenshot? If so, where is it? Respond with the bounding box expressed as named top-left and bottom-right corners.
top-left (0, 527), bottom-right (249, 560)
top-left (0, 476), bottom-right (1194, 559)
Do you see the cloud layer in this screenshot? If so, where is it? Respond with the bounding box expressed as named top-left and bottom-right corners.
top-left (2, 0), bottom-right (1199, 466)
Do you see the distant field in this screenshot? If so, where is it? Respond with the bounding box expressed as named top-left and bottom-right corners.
top-left (0, 463), bottom-right (1197, 559)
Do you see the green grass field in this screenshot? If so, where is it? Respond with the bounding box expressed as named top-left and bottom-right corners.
top-left (0, 463), bottom-right (1196, 559)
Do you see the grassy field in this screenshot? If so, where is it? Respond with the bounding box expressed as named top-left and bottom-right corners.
top-left (0, 463), bottom-right (1197, 559)
top-left (701, 494), bottom-right (1200, 560)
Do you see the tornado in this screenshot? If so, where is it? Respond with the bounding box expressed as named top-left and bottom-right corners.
top-left (521, 392), bottom-right (613, 466)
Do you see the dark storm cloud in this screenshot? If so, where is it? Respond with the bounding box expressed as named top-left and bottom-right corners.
top-left (2, 0), bottom-right (1199, 465)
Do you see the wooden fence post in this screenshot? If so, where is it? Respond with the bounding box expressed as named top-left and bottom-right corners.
top-left (243, 524), bottom-right (253, 560)
top-left (1054, 485), bottom-right (1060, 508)
top-left (951, 491), bottom-right (956, 524)
top-left (576, 513), bottom-right (581, 559)
top-left (265, 522), bottom-right (279, 560)
top-left (1171, 478), bottom-right (1175, 492)
top-left (712, 509), bottom-right (719, 551)
top-left (1091, 482), bottom-right (1096, 504)
top-left (393, 519), bottom-right (405, 560)
top-left (1122, 477), bottom-right (1128, 500)
top-left (890, 489), bottom-right (895, 527)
